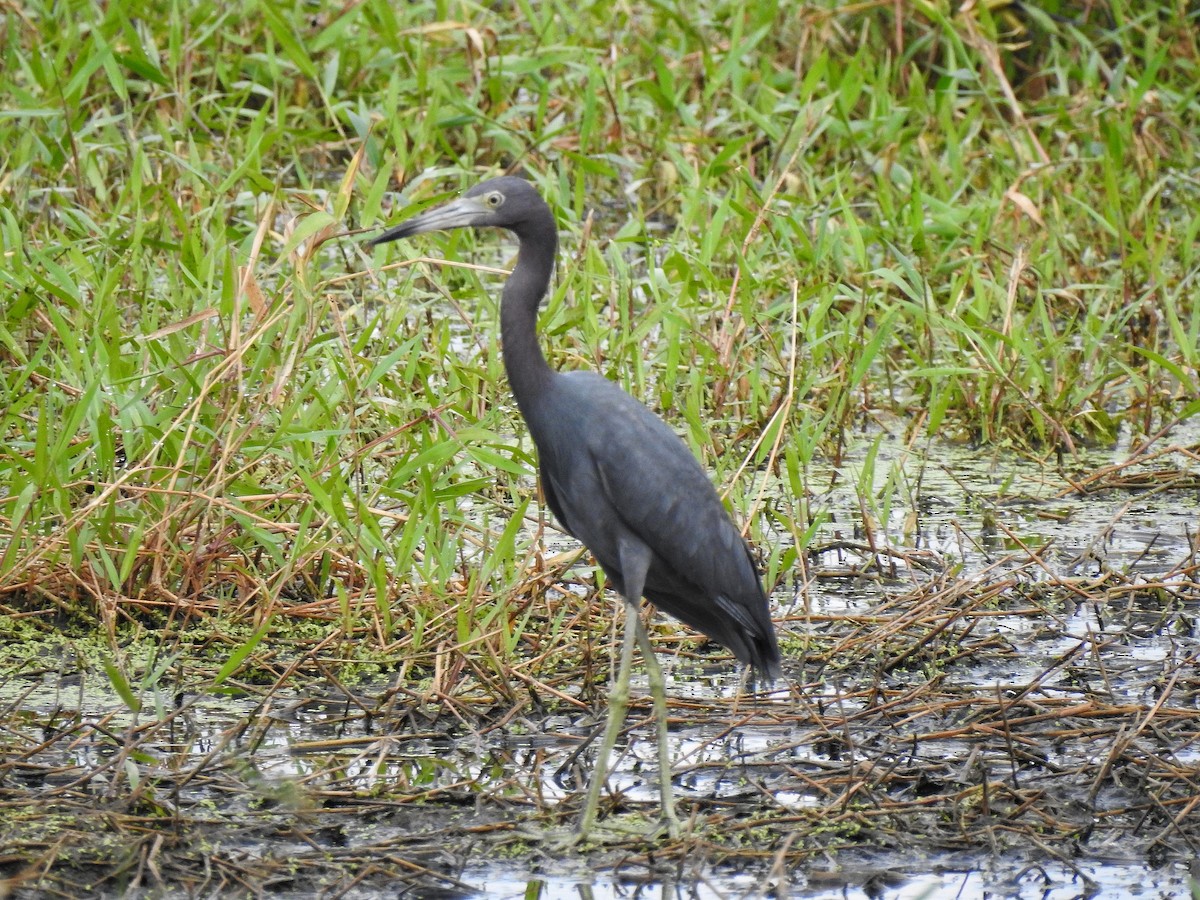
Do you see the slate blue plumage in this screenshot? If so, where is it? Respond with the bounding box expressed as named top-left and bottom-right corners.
top-left (370, 176), bottom-right (781, 833)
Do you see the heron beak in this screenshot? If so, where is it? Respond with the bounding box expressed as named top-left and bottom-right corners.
top-left (367, 196), bottom-right (483, 246)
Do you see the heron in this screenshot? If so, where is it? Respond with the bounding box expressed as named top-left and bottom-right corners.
top-left (368, 175), bottom-right (782, 837)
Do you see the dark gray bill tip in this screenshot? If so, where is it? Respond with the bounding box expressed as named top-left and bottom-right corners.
top-left (366, 222), bottom-right (417, 247)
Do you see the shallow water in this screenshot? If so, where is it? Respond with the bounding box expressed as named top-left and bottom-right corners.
top-left (471, 857), bottom-right (1196, 899)
top-left (2, 430), bottom-right (1197, 897)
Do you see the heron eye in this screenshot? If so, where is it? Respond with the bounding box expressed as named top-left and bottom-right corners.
top-left (487, 192), bottom-right (503, 207)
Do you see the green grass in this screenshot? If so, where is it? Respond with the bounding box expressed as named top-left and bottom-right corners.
top-left (1, 0), bottom-right (1198, 681)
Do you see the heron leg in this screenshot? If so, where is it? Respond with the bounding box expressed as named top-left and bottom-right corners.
top-left (632, 612), bottom-right (681, 838)
top-left (578, 597), bottom-right (637, 838)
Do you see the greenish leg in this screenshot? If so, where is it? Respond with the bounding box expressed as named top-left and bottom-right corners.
top-left (577, 598), bottom-right (638, 837)
top-left (632, 613), bottom-right (681, 838)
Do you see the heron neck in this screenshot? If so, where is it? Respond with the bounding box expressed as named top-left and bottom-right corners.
top-left (500, 221), bottom-right (557, 412)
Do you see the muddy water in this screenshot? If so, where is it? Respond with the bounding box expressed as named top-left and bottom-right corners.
top-left (1, 430), bottom-right (1197, 898)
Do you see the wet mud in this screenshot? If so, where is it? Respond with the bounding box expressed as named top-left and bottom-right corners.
top-left (2, 434), bottom-right (1198, 898)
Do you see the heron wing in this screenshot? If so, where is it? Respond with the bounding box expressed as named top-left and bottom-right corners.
top-left (534, 373), bottom-right (775, 665)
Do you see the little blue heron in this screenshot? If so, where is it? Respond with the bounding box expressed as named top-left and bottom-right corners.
top-left (369, 176), bottom-right (782, 837)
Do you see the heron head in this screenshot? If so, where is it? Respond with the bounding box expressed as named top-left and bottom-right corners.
top-left (368, 176), bottom-right (548, 246)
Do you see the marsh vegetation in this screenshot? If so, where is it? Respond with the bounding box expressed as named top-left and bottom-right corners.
top-left (1, 0), bottom-right (1198, 896)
